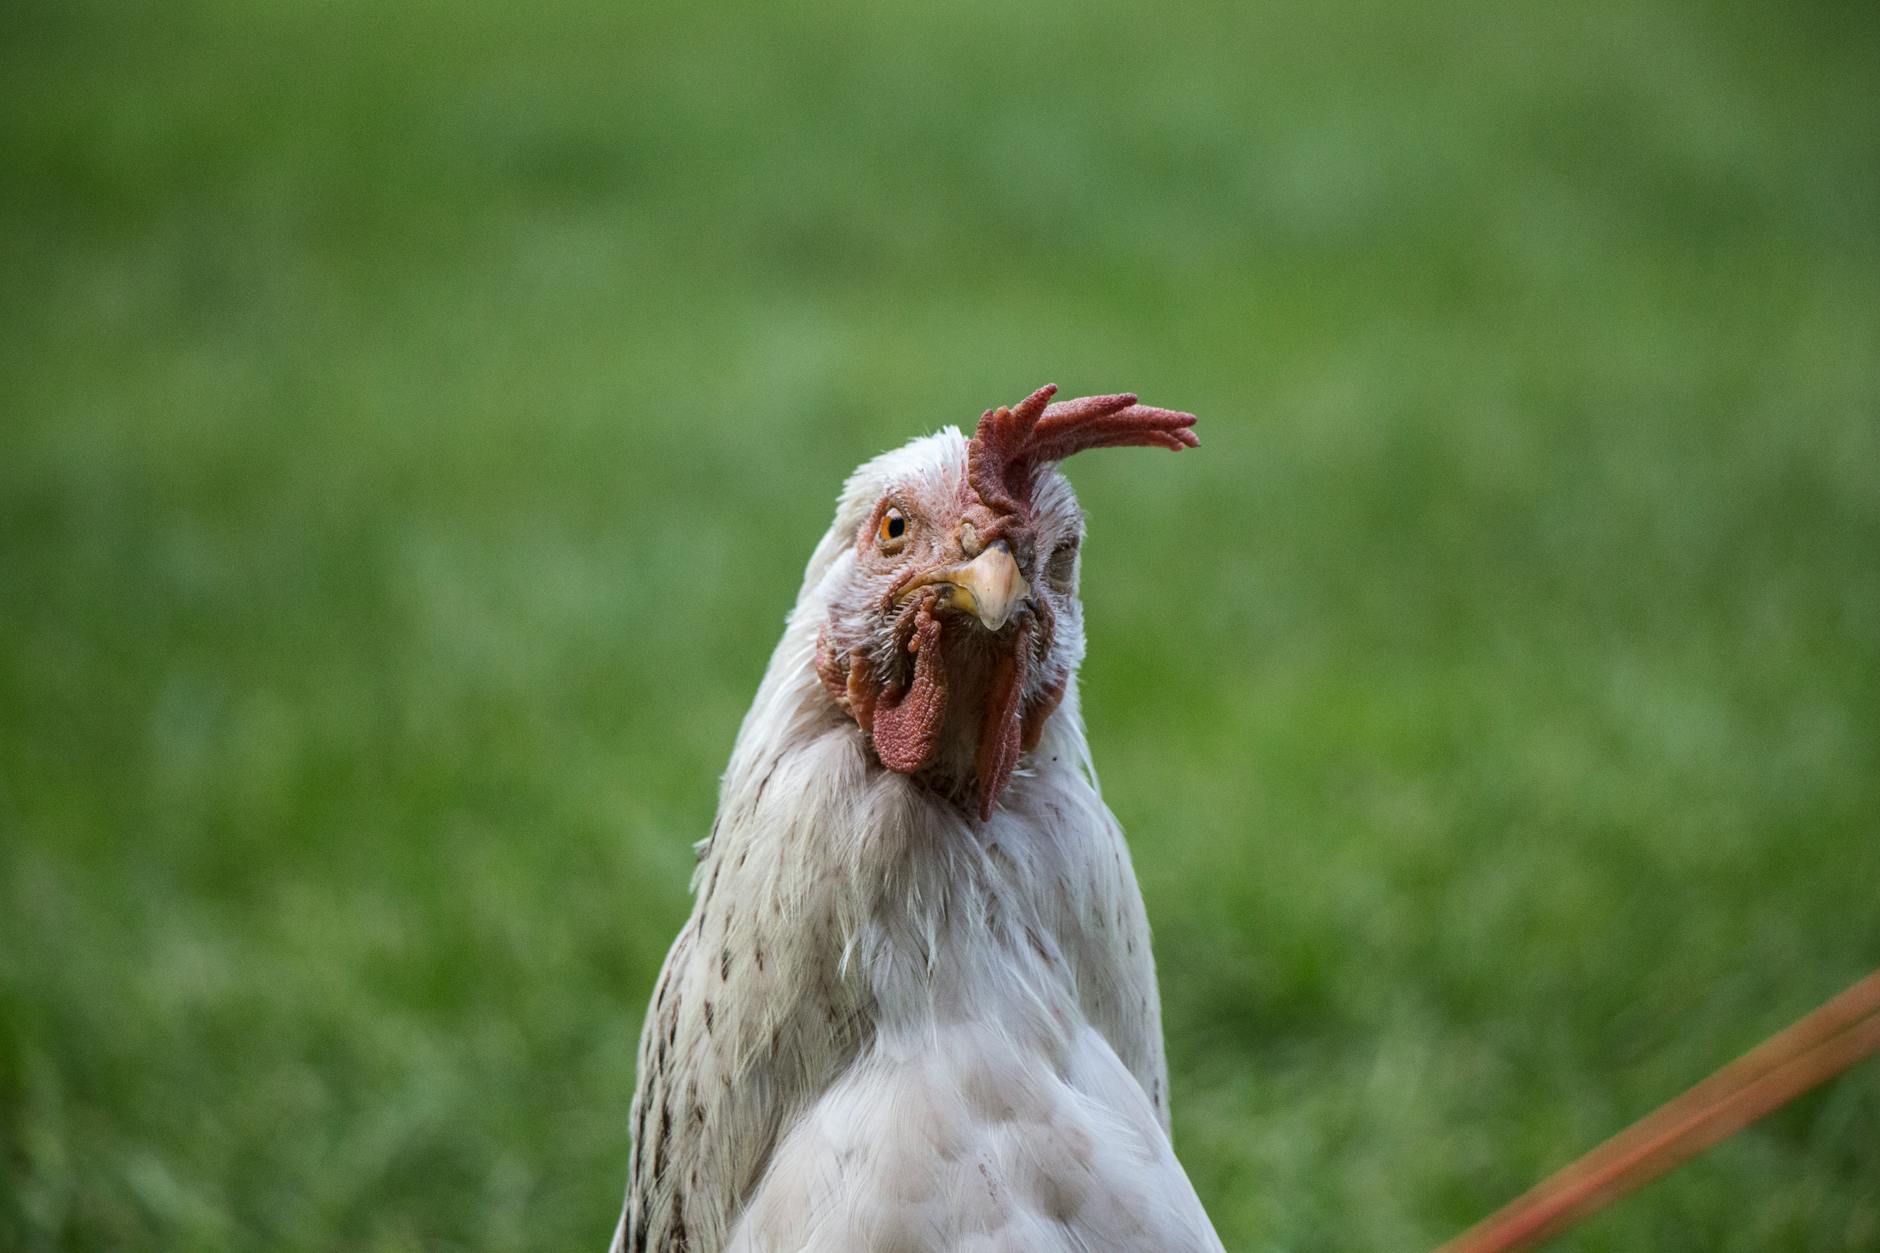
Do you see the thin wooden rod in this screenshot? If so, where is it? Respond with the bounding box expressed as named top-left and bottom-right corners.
top-left (1436, 970), bottom-right (1880, 1253)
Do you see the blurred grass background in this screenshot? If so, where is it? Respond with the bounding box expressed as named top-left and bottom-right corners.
top-left (3, 0), bottom-right (1878, 1248)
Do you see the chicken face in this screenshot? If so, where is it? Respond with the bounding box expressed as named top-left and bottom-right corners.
top-left (815, 385), bottom-right (1197, 820)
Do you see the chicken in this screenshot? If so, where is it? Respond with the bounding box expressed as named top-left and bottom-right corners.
top-left (612, 385), bottom-right (1221, 1253)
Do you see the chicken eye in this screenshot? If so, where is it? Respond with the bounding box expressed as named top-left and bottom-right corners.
top-left (1045, 541), bottom-right (1078, 591)
top-left (877, 507), bottom-right (909, 551)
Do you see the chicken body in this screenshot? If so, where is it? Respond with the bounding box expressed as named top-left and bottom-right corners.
top-left (614, 398), bottom-right (1220, 1252)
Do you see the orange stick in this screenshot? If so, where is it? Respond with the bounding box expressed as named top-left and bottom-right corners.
top-left (1437, 970), bottom-right (1880, 1253)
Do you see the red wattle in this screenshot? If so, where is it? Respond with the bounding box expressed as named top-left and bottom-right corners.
top-left (974, 621), bottom-right (1030, 821)
top-left (872, 611), bottom-right (947, 775)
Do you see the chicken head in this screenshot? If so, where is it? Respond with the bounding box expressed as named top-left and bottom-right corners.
top-left (813, 384), bottom-right (1198, 820)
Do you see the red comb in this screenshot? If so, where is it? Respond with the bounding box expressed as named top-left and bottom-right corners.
top-left (966, 384), bottom-right (1200, 516)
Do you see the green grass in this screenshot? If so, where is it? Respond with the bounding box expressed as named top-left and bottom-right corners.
top-left (3, 0), bottom-right (1877, 1248)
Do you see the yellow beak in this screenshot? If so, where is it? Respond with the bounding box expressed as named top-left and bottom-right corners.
top-left (906, 543), bottom-right (1030, 632)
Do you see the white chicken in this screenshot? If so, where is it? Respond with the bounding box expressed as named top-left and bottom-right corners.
top-left (612, 386), bottom-right (1221, 1253)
